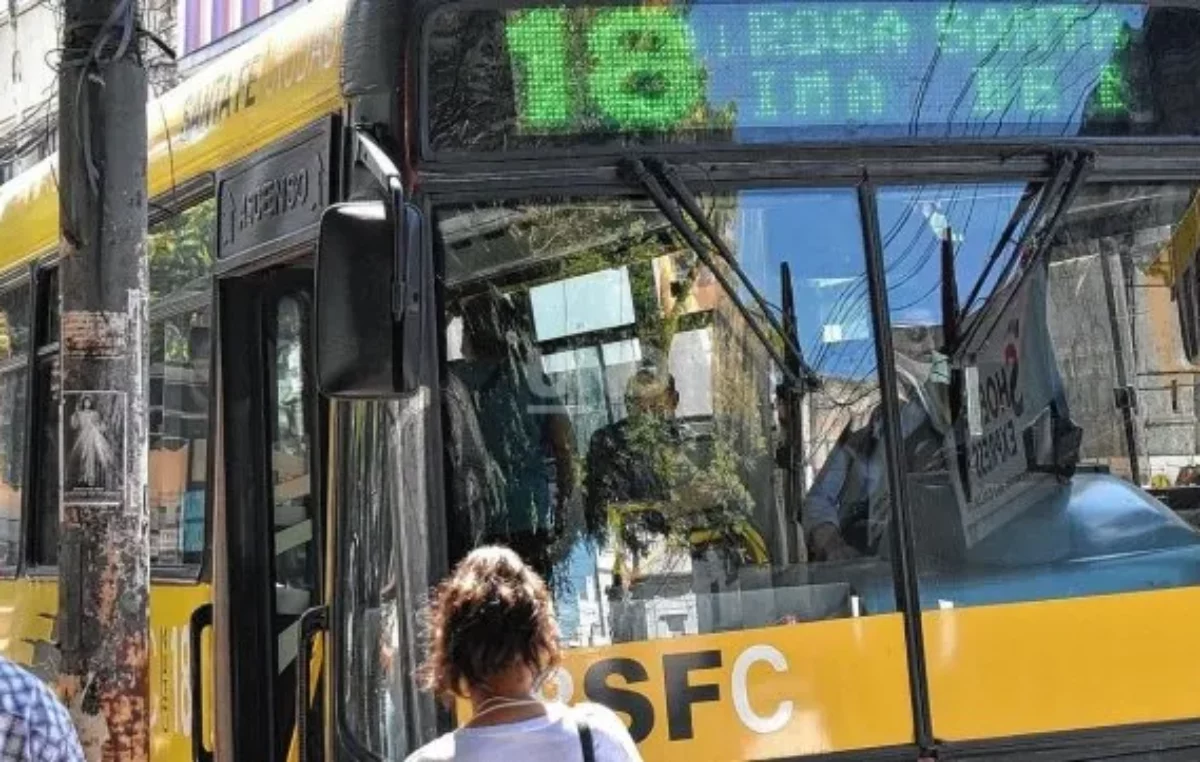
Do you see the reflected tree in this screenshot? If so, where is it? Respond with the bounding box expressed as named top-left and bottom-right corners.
top-left (148, 199), bottom-right (215, 302)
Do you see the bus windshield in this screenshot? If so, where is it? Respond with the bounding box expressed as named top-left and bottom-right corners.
top-left (434, 180), bottom-right (1200, 646)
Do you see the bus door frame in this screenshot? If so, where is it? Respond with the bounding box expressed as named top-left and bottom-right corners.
top-left (215, 116), bottom-right (338, 762)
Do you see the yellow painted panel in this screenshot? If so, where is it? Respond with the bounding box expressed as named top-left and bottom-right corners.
top-left (0, 0), bottom-right (346, 273)
top-left (0, 579), bottom-right (56, 665)
top-left (926, 585), bottom-right (1200, 741)
top-left (461, 615), bottom-right (913, 759)
top-left (1167, 193), bottom-right (1200, 287)
top-left (0, 578), bottom-right (212, 762)
top-left (148, 585), bottom-right (214, 762)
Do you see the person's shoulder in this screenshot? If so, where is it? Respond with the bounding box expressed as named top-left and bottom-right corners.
top-left (0, 658), bottom-right (82, 761)
top-left (572, 700), bottom-right (624, 729)
top-left (403, 732), bottom-right (456, 762)
top-left (572, 702), bottom-right (642, 761)
top-left (588, 420), bottom-right (630, 450)
top-left (0, 658), bottom-right (66, 718)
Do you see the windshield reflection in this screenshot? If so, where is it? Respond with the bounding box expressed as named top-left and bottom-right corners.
top-left (436, 182), bottom-right (1200, 646)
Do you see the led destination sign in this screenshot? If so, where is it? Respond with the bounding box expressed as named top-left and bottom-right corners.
top-left (424, 1), bottom-right (1200, 151)
top-left (506, 2), bottom-right (1135, 134)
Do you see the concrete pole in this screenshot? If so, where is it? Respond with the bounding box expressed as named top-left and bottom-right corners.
top-left (56, 0), bottom-right (150, 757)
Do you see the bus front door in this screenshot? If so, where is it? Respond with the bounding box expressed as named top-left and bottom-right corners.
top-left (222, 266), bottom-right (323, 762)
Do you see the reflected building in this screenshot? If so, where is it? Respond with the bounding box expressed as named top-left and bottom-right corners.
top-left (1052, 9), bottom-right (1200, 487)
top-left (1054, 187), bottom-right (1200, 487)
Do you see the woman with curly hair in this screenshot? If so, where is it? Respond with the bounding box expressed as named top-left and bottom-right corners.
top-left (406, 546), bottom-right (641, 762)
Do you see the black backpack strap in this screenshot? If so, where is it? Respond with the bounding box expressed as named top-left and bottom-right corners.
top-left (576, 712), bottom-right (596, 762)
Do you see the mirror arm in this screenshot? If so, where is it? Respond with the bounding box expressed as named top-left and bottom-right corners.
top-left (350, 123), bottom-right (402, 197)
top-left (387, 176), bottom-right (407, 322)
top-left (350, 125), bottom-right (409, 321)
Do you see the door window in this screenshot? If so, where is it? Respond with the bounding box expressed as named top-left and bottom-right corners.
top-left (268, 287), bottom-right (319, 762)
top-left (272, 294), bottom-right (317, 650)
top-left (223, 268), bottom-right (322, 762)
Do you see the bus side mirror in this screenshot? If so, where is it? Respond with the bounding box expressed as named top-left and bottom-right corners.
top-left (314, 200), bottom-right (426, 397)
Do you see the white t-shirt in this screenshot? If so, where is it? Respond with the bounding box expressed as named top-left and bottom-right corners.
top-left (404, 702), bottom-right (641, 762)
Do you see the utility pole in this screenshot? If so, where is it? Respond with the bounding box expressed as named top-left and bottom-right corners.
top-left (56, 0), bottom-right (150, 757)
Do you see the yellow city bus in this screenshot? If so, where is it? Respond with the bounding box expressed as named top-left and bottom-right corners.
top-left (0, 1), bottom-right (344, 760)
top-left (5, 0), bottom-right (1200, 761)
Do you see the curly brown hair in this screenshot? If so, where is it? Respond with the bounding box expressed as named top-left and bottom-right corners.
top-left (418, 545), bottom-right (561, 699)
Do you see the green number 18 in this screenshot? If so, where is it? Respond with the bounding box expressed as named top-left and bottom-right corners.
top-left (505, 9), bottom-right (571, 128)
top-left (506, 7), bottom-right (704, 130)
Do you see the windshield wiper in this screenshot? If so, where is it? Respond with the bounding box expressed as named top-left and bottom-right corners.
top-left (955, 151), bottom-right (1091, 356)
top-left (621, 158), bottom-right (821, 392)
top-left (956, 181), bottom-right (1041, 329)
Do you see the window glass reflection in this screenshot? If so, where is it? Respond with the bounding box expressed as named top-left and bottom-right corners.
top-left (32, 270), bottom-right (58, 567)
top-left (272, 295), bottom-right (315, 608)
top-left (438, 182), bottom-right (1200, 643)
top-left (878, 182), bottom-right (1200, 609)
top-left (270, 290), bottom-right (318, 762)
top-left (0, 284), bottom-right (30, 361)
top-left (337, 398), bottom-right (418, 761)
top-left (0, 283), bottom-right (28, 568)
top-left (437, 190), bottom-right (896, 650)
top-left (147, 199), bottom-right (215, 567)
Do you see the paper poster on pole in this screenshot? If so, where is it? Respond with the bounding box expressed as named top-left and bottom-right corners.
top-left (61, 391), bottom-right (126, 505)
